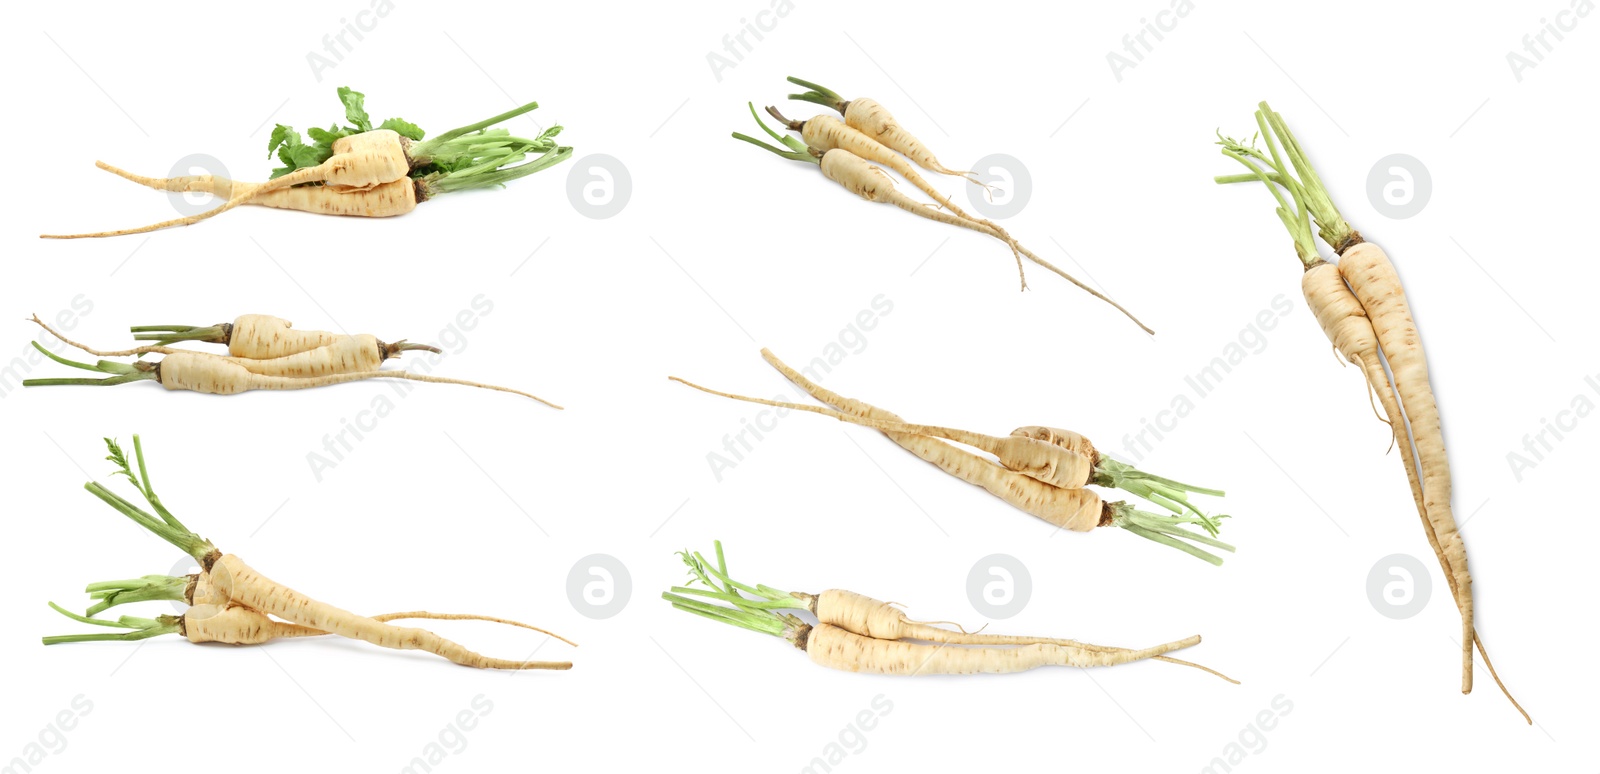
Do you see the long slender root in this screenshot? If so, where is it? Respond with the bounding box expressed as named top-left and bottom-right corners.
top-left (368, 612), bottom-right (578, 648)
top-left (1013, 242), bottom-right (1153, 335)
top-left (41, 166), bottom-right (259, 239)
top-left (30, 315), bottom-right (176, 357)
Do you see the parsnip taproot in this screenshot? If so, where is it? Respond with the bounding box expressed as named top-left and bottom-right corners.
top-left (76, 572), bottom-right (576, 646)
top-left (1214, 102), bottom-right (1526, 721)
top-left (786, 77), bottom-right (974, 181)
top-left (664, 542), bottom-right (1214, 677)
top-left (23, 343), bottom-right (561, 408)
top-left (33, 316), bottom-right (439, 377)
top-left (46, 436), bottom-right (573, 670)
top-left (673, 375), bottom-right (1225, 522)
top-left (669, 543), bottom-right (1234, 681)
top-left (78, 141), bottom-right (570, 230)
top-left (131, 313), bottom-right (341, 358)
top-left (733, 107), bottom-right (1153, 333)
top-left (766, 105), bottom-right (1015, 244)
top-left (676, 350), bottom-right (1231, 563)
top-left (42, 87), bottom-right (569, 238)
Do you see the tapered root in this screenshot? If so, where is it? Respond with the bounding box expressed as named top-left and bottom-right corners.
top-left (376, 372), bottom-right (564, 409)
top-left (42, 169), bottom-right (258, 238)
top-left (369, 612), bottom-right (578, 648)
top-left (96, 160), bottom-right (244, 198)
top-left (30, 315), bottom-right (176, 357)
top-left (1012, 242), bottom-right (1154, 335)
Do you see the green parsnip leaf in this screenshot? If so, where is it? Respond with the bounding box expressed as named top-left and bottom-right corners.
top-left (378, 117), bottom-right (425, 140)
top-left (266, 87), bottom-right (430, 180)
top-left (338, 86), bottom-right (373, 132)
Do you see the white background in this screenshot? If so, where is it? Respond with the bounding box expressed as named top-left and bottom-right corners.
top-left (2, 0), bottom-right (1594, 771)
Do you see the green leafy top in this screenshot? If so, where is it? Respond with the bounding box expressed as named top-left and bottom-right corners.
top-left (266, 86), bottom-right (426, 179)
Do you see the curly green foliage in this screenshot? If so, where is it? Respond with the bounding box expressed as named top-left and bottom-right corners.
top-left (267, 86), bottom-right (425, 179)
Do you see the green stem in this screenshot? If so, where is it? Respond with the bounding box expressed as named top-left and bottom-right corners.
top-left (665, 542), bottom-right (810, 643)
top-left (24, 374), bottom-right (149, 386)
top-left (22, 342), bottom-right (155, 387)
top-left (669, 586), bottom-right (801, 610)
top-left (732, 133), bottom-right (815, 164)
top-left (1094, 458), bottom-right (1226, 532)
top-left (663, 593), bottom-right (789, 637)
top-left (417, 126), bottom-right (563, 173)
top-left (785, 76), bottom-right (845, 112)
top-left (747, 102), bottom-right (807, 154)
top-left (1214, 124), bottom-right (1320, 267)
top-left (130, 323), bottom-right (227, 345)
top-left (1214, 172), bottom-right (1286, 185)
top-left (1122, 524), bottom-right (1225, 566)
top-left (84, 482), bottom-right (215, 566)
top-left (1258, 102), bottom-right (1356, 252)
top-left (30, 341), bottom-right (110, 373)
top-left (1110, 503), bottom-right (1236, 565)
top-left (82, 574), bottom-right (187, 617)
top-left (129, 435), bottom-right (187, 531)
top-left (410, 100), bottom-right (542, 160)
top-left (420, 145), bottom-right (572, 197)
top-left (43, 603), bottom-right (179, 645)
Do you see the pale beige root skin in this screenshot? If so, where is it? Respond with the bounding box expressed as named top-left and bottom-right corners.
top-left (1011, 426), bottom-right (1099, 463)
top-left (155, 351), bottom-right (560, 406)
top-left (801, 114), bottom-right (1019, 259)
top-left (249, 133), bottom-right (410, 193)
top-left (95, 160), bottom-right (247, 198)
top-left (809, 589), bottom-right (1230, 679)
top-left (227, 334), bottom-right (386, 378)
top-left (96, 161), bottom-right (414, 213)
top-left (184, 604), bottom-right (326, 645)
top-left (758, 349), bottom-right (1101, 531)
top-left (229, 315), bottom-right (337, 359)
top-left (804, 623), bottom-right (1198, 675)
top-left (249, 178), bottom-right (419, 218)
top-left (671, 377), bottom-right (1094, 489)
top-left (820, 148), bottom-right (1027, 289)
top-left (188, 572), bottom-right (227, 606)
top-left (208, 555), bottom-right (570, 670)
top-left (1300, 260), bottom-right (1526, 719)
top-left (183, 572), bottom-right (576, 647)
top-left (842, 98), bottom-right (971, 178)
top-left (816, 148), bottom-right (1153, 333)
top-left (25, 313), bottom-right (350, 364)
top-left (1337, 242), bottom-right (1474, 693)
top-left (42, 136), bottom-right (411, 238)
